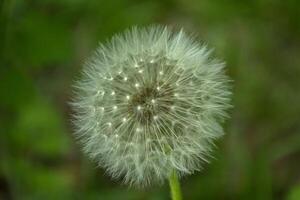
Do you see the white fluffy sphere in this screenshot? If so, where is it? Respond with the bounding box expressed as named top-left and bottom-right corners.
top-left (71, 26), bottom-right (231, 186)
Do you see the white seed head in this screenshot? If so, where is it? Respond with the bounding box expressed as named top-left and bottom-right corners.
top-left (71, 26), bottom-right (232, 187)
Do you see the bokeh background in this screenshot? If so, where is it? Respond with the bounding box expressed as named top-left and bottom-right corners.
top-left (1, 0), bottom-right (300, 199)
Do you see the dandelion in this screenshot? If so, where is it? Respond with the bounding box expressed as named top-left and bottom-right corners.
top-left (71, 26), bottom-right (231, 196)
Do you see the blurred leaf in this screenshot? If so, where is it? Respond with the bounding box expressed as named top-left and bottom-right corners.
top-left (7, 158), bottom-right (73, 200)
top-left (0, 67), bottom-right (35, 109)
top-left (287, 185), bottom-right (300, 200)
top-left (12, 10), bottom-right (72, 68)
top-left (12, 97), bottom-right (70, 156)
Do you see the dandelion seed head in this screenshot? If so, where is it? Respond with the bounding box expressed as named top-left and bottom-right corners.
top-left (71, 25), bottom-right (231, 186)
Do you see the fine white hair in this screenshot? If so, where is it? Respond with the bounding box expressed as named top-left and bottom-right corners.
top-left (71, 25), bottom-right (231, 186)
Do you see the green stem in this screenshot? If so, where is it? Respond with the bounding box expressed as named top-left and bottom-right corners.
top-left (168, 170), bottom-right (183, 200)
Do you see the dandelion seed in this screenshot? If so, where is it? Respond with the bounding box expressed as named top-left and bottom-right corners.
top-left (136, 127), bottom-right (142, 132)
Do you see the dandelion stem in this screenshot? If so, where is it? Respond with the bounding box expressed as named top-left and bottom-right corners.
top-left (168, 170), bottom-right (182, 200)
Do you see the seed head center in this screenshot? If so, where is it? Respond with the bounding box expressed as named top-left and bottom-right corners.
top-left (129, 84), bottom-right (174, 124)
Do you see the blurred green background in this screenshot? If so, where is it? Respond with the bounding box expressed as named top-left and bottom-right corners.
top-left (1, 0), bottom-right (300, 199)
